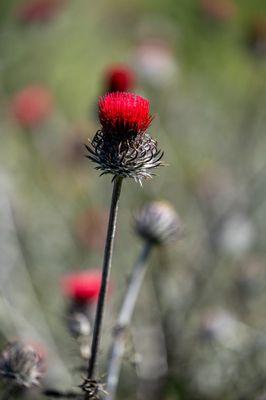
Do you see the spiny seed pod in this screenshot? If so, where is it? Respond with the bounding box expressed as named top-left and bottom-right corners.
top-left (85, 92), bottom-right (163, 183)
top-left (134, 201), bottom-right (182, 245)
top-left (0, 341), bottom-right (45, 388)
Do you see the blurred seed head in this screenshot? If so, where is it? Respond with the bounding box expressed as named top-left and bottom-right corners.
top-left (0, 341), bottom-right (45, 388)
top-left (11, 85), bottom-right (53, 129)
top-left (104, 65), bottom-right (135, 93)
top-left (67, 312), bottom-right (91, 339)
top-left (217, 212), bottom-right (256, 258)
top-left (133, 38), bottom-right (177, 88)
top-left (134, 201), bottom-right (182, 245)
top-left (198, 309), bottom-right (249, 349)
top-left (86, 92), bottom-right (163, 183)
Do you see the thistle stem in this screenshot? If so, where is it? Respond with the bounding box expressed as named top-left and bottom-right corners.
top-left (86, 176), bottom-right (123, 382)
top-left (106, 241), bottom-right (153, 400)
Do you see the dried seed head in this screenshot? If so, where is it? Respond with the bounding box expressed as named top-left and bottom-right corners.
top-left (0, 341), bottom-right (45, 388)
top-left (134, 201), bottom-right (182, 245)
top-left (81, 377), bottom-right (107, 400)
top-left (86, 92), bottom-right (163, 183)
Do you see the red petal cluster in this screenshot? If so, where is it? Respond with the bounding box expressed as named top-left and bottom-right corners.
top-left (104, 65), bottom-right (135, 92)
top-left (11, 85), bottom-right (53, 129)
top-left (98, 92), bottom-right (153, 136)
top-left (62, 270), bottom-right (103, 303)
top-left (16, 0), bottom-right (63, 24)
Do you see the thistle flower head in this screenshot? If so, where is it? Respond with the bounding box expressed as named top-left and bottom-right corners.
top-left (0, 341), bottom-right (45, 388)
top-left (104, 65), bottom-right (135, 92)
top-left (86, 92), bottom-right (163, 182)
top-left (62, 270), bottom-right (103, 304)
top-left (134, 201), bottom-right (182, 245)
top-left (99, 92), bottom-right (152, 137)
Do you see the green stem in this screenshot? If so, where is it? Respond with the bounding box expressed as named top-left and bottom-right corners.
top-left (86, 176), bottom-right (123, 382)
top-left (106, 241), bottom-right (153, 400)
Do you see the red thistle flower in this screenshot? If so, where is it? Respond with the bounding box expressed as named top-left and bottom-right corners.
top-left (62, 270), bottom-right (103, 304)
top-left (16, 0), bottom-right (64, 24)
top-left (11, 85), bottom-right (53, 129)
top-left (104, 65), bottom-right (135, 93)
top-left (86, 92), bottom-right (163, 182)
top-left (98, 92), bottom-right (152, 137)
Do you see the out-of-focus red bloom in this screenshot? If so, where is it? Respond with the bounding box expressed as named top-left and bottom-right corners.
top-left (62, 270), bottom-right (103, 303)
top-left (104, 65), bottom-right (135, 93)
top-left (11, 86), bottom-right (53, 129)
top-left (11, 86), bottom-right (53, 128)
top-left (98, 92), bottom-right (153, 137)
top-left (16, 0), bottom-right (64, 24)
top-left (75, 209), bottom-right (108, 251)
top-left (199, 0), bottom-right (237, 22)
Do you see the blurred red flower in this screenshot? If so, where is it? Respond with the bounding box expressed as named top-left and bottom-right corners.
top-left (104, 65), bottom-right (135, 93)
top-left (16, 0), bottom-right (64, 24)
top-left (11, 85), bottom-right (53, 129)
top-left (62, 270), bottom-right (103, 303)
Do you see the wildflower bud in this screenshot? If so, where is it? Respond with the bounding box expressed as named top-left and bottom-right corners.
top-left (0, 341), bottom-right (45, 388)
top-left (86, 92), bottom-right (163, 183)
top-left (134, 201), bottom-right (182, 245)
top-left (67, 312), bottom-right (91, 339)
top-left (104, 65), bottom-right (135, 93)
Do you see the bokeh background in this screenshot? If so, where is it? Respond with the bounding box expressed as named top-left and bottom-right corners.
top-left (0, 0), bottom-right (266, 399)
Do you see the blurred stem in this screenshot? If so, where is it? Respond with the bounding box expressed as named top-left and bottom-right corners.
top-left (106, 241), bottom-right (153, 400)
top-left (86, 176), bottom-right (123, 383)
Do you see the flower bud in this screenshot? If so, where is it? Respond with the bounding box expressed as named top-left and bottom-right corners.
top-left (134, 201), bottom-right (182, 245)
